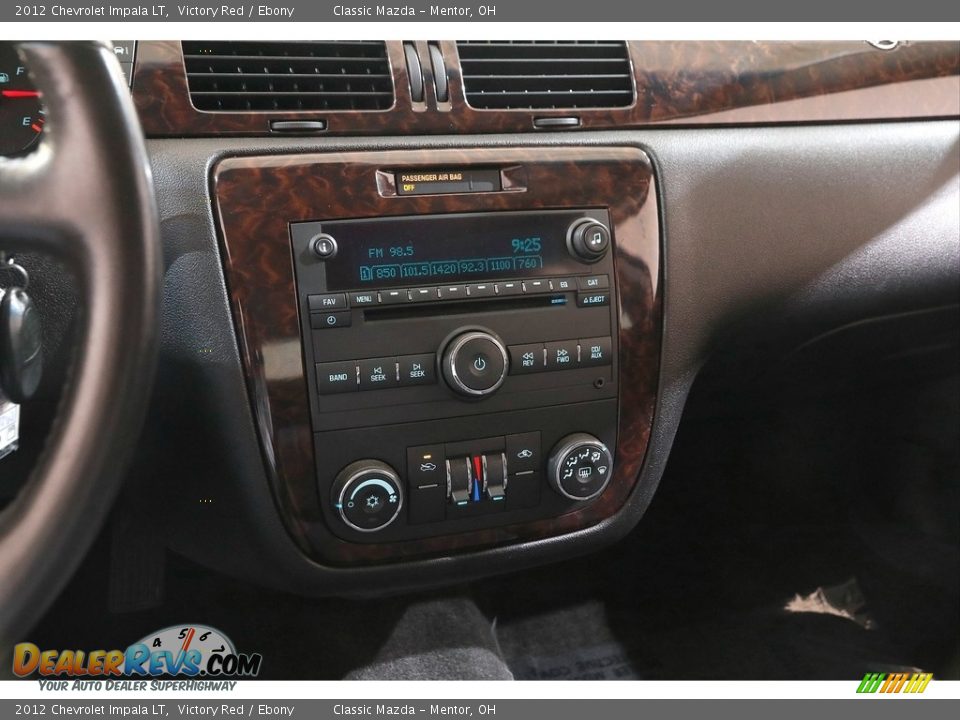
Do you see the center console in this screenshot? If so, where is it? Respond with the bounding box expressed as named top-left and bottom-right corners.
top-left (212, 146), bottom-right (660, 565)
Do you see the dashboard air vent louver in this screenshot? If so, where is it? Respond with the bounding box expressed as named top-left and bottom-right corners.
top-left (182, 41), bottom-right (394, 112)
top-left (457, 41), bottom-right (634, 110)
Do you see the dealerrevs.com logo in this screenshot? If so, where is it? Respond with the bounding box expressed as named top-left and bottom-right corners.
top-left (13, 624), bottom-right (262, 685)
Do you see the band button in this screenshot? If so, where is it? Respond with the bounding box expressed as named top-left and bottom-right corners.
top-left (315, 361), bottom-right (358, 394)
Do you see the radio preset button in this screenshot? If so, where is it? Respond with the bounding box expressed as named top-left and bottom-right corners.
top-left (359, 357), bottom-right (399, 390)
top-left (310, 311), bottom-right (352, 329)
top-left (580, 336), bottom-right (613, 366)
top-left (509, 343), bottom-right (545, 375)
top-left (577, 291), bottom-right (610, 308)
top-left (497, 280), bottom-right (523, 296)
top-left (316, 361), bottom-right (358, 394)
top-left (378, 289), bottom-right (408, 305)
top-left (545, 340), bottom-right (580, 371)
top-left (408, 287), bottom-right (436, 302)
top-left (436, 285), bottom-right (465, 301)
top-left (522, 279), bottom-right (551, 294)
top-left (307, 293), bottom-right (347, 311)
top-left (398, 354), bottom-right (436, 386)
top-left (578, 275), bottom-right (610, 290)
top-left (467, 283), bottom-right (496, 298)
top-left (350, 291), bottom-right (378, 306)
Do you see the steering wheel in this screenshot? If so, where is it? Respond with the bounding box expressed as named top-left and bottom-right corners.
top-left (0, 42), bottom-right (159, 650)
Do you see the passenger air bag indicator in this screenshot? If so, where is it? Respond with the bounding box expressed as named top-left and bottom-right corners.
top-left (396, 168), bottom-right (502, 196)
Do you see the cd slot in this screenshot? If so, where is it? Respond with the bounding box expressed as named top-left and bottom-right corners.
top-left (364, 294), bottom-right (568, 321)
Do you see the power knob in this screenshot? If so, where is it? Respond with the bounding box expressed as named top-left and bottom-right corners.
top-left (441, 330), bottom-right (508, 398)
top-left (331, 460), bottom-right (403, 533)
top-left (547, 433), bottom-right (614, 501)
top-left (566, 218), bottom-right (610, 263)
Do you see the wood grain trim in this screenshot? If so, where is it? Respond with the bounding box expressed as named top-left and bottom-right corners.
top-left (212, 147), bottom-right (660, 564)
top-left (135, 41), bottom-right (959, 137)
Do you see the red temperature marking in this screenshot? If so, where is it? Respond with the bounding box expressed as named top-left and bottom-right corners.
top-left (1, 90), bottom-right (41, 98)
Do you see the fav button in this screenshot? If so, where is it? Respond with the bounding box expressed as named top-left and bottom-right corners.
top-left (307, 293), bottom-right (347, 311)
top-left (359, 357), bottom-right (399, 390)
top-left (398, 354), bottom-right (437, 386)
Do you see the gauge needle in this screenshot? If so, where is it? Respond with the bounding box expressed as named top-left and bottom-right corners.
top-left (1, 90), bottom-right (41, 98)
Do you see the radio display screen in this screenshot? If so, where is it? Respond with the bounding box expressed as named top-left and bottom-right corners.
top-left (320, 210), bottom-right (594, 291)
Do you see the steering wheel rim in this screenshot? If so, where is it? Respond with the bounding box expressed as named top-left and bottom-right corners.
top-left (0, 42), bottom-right (159, 650)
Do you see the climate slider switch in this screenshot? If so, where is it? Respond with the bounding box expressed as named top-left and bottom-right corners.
top-left (483, 452), bottom-right (508, 501)
top-left (446, 457), bottom-right (472, 505)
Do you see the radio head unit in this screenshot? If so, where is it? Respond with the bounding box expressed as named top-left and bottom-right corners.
top-left (291, 208), bottom-right (620, 544)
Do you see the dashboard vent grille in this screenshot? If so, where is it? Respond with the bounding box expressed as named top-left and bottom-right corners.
top-left (182, 41), bottom-right (394, 111)
top-left (457, 41), bottom-right (634, 110)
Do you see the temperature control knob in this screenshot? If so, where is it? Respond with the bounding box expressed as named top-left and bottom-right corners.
top-left (547, 433), bottom-right (614, 501)
top-left (332, 460), bottom-right (403, 532)
top-left (567, 218), bottom-right (611, 262)
top-left (441, 330), bottom-right (508, 397)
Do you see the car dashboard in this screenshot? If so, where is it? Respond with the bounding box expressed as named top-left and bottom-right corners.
top-left (2, 39), bottom-right (958, 596)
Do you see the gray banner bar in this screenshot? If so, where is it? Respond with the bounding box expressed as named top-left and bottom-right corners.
top-left (1, 0), bottom-right (959, 22)
top-left (2, 699), bottom-right (959, 719)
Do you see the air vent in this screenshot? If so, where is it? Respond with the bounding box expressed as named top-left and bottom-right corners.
top-left (457, 41), bottom-right (633, 110)
top-left (182, 41), bottom-right (394, 112)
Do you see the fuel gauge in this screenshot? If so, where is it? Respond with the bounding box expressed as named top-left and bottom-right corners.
top-left (0, 43), bottom-right (44, 156)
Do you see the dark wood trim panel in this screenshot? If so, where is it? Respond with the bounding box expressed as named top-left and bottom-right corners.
top-left (136, 40), bottom-right (959, 137)
top-left (212, 147), bottom-right (660, 564)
